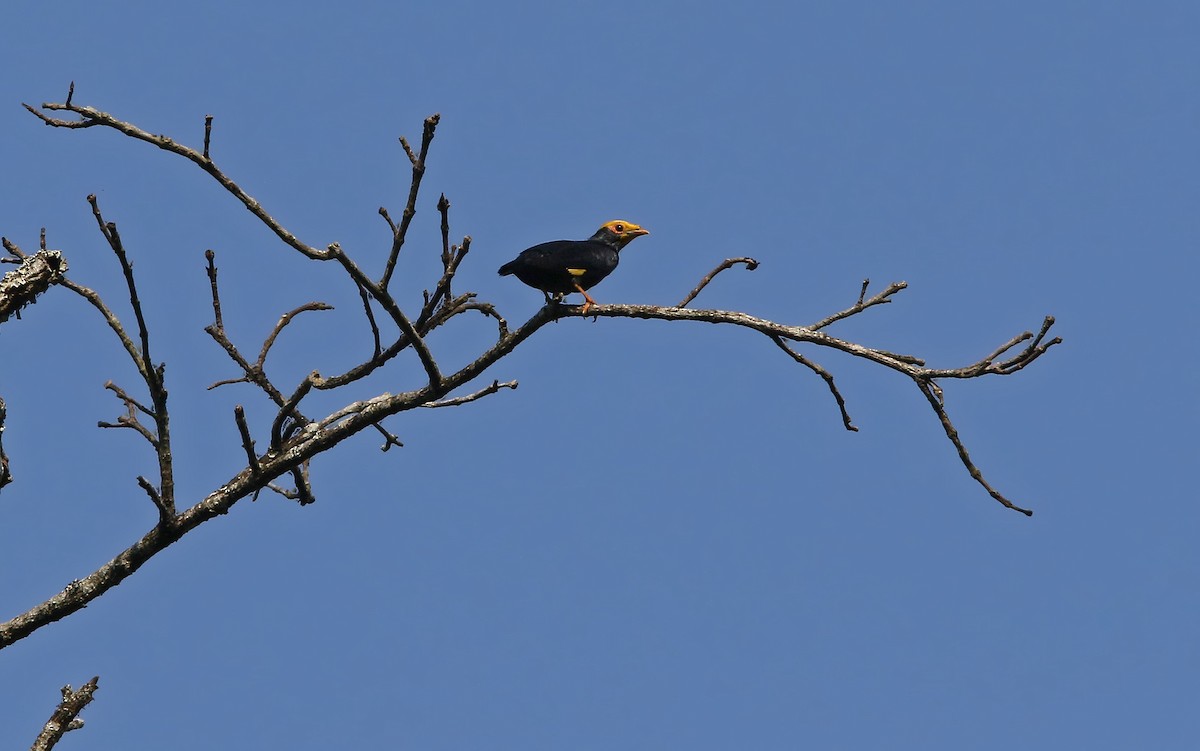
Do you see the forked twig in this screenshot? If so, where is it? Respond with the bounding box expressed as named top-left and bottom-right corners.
top-left (809, 279), bottom-right (908, 331)
top-left (421, 380), bottom-right (518, 408)
top-left (380, 114), bottom-right (440, 289)
top-left (31, 675), bottom-right (98, 751)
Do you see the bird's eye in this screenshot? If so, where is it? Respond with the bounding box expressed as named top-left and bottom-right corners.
top-left (614, 223), bottom-right (624, 232)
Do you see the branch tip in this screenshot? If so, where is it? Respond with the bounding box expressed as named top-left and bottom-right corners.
top-left (203, 114), bottom-right (213, 160)
top-left (678, 257), bottom-right (759, 307)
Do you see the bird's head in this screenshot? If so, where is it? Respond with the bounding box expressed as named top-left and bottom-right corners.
top-left (592, 220), bottom-right (649, 250)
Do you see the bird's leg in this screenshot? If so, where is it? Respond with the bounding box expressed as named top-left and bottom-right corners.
top-left (573, 282), bottom-right (598, 317)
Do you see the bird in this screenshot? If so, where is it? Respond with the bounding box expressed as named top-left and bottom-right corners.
top-left (498, 220), bottom-right (650, 315)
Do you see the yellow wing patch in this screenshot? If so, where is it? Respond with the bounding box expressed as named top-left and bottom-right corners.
top-left (566, 268), bottom-right (588, 277)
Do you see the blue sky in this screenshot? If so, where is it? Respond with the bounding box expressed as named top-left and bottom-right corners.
top-left (1, 2), bottom-right (1197, 748)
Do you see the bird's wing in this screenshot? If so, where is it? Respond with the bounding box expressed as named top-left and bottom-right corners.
top-left (510, 240), bottom-right (588, 269)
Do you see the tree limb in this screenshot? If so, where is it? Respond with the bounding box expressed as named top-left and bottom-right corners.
top-left (30, 675), bottom-right (98, 751)
top-left (0, 246), bottom-right (68, 324)
top-left (0, 92), bottom-right (1062, 655)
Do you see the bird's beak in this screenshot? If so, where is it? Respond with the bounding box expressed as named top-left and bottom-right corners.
top-left (628, 227), bottom-right (649, 237)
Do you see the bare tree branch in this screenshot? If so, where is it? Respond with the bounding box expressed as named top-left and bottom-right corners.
top-left (324, 242), bottom-right (443, 390)
top-left (0, 92), bottom-right (1062, 658)
top-left (809, 279), bottom-right (908, 331)
top-left (30, 675), bottom-right (98, 751)
top-left (357, 283), bottom-right (383, 359)
top-left (372, 421), bottom-right (405, 452)
top-left (0, 246), bottom-right (68, 323)
top-left (916, 378), bottom-right (1033, 516)
top-left (421, 379), bottom-right (518, 408)
top-left (380, 114), bottom-right (440, 290)
top-left (62, 197), bottom-right (176, 519)
top-left (256, 302), bottom-right (335, 366)
top-left (27, 100), bottom-right (327, 258)
top-left (770, 336), bottom-right (857, 431)
top-left (202, 250), bottom-right (292, 407)
top-left (270, 374), bottom-right (316, 451)
top-left (233, 405), bottom-right (261, 474)
top-left (677, 257), bottom-right (758, 308)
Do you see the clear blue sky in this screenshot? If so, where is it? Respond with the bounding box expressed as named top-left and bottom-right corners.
top-left (2, 2), bottom-right (1197, 748)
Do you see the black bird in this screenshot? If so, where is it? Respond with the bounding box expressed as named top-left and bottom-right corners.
top-left (498, 220), bottom-right (650, 314)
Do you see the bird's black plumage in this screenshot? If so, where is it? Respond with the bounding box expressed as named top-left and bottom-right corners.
top-left (498, 239), bottom-right (618, 294)
top-left (498, 220), bottom-right (649, 313)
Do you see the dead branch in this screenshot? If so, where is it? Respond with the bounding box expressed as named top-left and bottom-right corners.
top-left (770, 336), bottom-right (857, 432)
top-left (256, 302), bottom-right (335, 367)
top-left (58, 197), bottom-right (176, 520)
top-left (380, 114), bottom-right (440, 289)
top-left (809, 279), bottom-right (908, 331)
top-left (233, 405), bottom-right (261, 474)
top-left (0, 92), bottom-right (1061, 657)
top-left (30, 675), bottom-right (98, 751)
top-left (0, 396), bottom-right (10, 492)
top-left (0, 247), bottom-right (68, 324)
top-left (678, 257), bottom-right (759, 307)
top-left (422, 379), bottom-right (518, 408)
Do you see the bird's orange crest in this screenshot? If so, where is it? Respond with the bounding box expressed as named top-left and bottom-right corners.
top-left (601, 220), bottom-right (648, 236)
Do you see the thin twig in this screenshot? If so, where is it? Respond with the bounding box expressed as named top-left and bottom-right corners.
top-left (24, 102), bottom-right (98, 129)
top-left (677, 257), bottom-right (759, 307)
top-left (204, 250), bottom-right (224, 330)
top-left (378, 207), bottom-right (398, 235)
top-left (372, 422), bottom-right (404, 451)
top-left (136, 476), bottom-right (173, 524)
top-left (438, 193), bottom-right (452, 267)
top-left (83, 195), bottom-right (175, 516)
top-left (809, 280), bottom-right (908, 331)
top-left (234, 406), bottom-right (261, 474)
top-left (98, 381), bottom-right (157, 446)
top-left (380, 114), bottom-right (440, 290)
top-left (271, 376), bottom-right (315, 450)
top-left (3, 237), bottom-right (28, 259)
top-left (417, 236), bottom-right (472, 330)
top-left (1, 236), bottom-right (28, 259)
top-left (770, 336), bottom-right (857, 431)
top-left (994, 317), bottom-right (1061, 375)
top-left (256, 302), bottom-right (334, 367)
top-left (96, 414), bottom-right (156, 444)
top-left (421, 380), bottom-right (518, 408)
top-left (29, 100), bottom-right (444, 396)
top-left (326, 243), bottom-right (442, 390)
top-left (203, 250), bottom-right (289, 405)
top-left (916, 378), bottom-right (1033, 516)
top-left (31, 100), bottom-right (326, 258)
top-left (0, 397), bottom-right (10, 492)
top-left (105, 381), bottom-right (153, 417)
top-left (88, 195), bottom-right (155, 379)
top-left (266, 483), bottom-right (298, 500)
top-left (290, 464), bottom-right (315, 505)
top-left (357, 284), bottom-right (383, 359)
top-left (921, 317), bottom-right (1061, 379)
